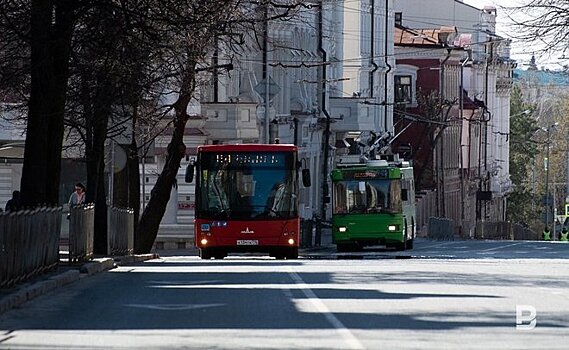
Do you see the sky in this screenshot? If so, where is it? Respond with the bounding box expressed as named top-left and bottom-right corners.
top-left (462, 0), bottom-right (562, 69)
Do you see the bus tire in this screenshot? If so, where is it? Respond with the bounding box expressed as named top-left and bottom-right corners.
top-left (214, 252), bottom-right (227, 259)
top-left (287, 248), bottom-right (299, 259)
top-left (199, 248), bottom-right (212, 259)
top-left (406, 238), bottom-right (414, 250)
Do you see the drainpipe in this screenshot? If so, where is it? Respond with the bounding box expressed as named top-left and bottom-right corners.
top-left (459, 52), bottom-right (470, 233)
top-left (438, 49), bottom-right (452, 218)
top-left (213, 37), bottom-right (219, 102)
top-left (318, 0), bottom-right (330, 246)
top-left (479, 39), bottom-right (493, 220)
top-left (293, 117), bottom-right (299, 146)
top-left (384, 0), bottom-right (392, 132)
top-left (369, 0), bottom-right (379, 98)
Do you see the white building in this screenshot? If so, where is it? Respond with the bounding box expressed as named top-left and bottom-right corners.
top-left (0, 104), bottom-right (26, 209)
top-left (153, 1), bottom-right (396, 247)
top-left (393, 0), bottom-right (515, 233)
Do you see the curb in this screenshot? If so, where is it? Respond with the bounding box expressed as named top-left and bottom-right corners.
top-left (0, 270), bottom-right (81, 315)
top-left (79, 258), bottom-right (115, 275)
top-left (114, 253), bottom-right (159, 265)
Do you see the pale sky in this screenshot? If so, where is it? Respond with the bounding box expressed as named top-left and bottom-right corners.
top-left (462, 0), bottom-right (562, 69)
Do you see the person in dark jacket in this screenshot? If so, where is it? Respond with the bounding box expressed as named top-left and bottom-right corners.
top-left (5, 190), bottom-right (21, 212)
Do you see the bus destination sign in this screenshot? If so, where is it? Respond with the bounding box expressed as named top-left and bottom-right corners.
top-left (345, 169), bottom-right (389, 179)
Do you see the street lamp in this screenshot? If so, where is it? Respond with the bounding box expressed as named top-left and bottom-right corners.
top-left (543, 122), bottom-right (558, 236)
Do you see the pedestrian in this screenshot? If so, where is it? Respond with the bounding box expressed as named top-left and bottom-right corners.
top-left (5, 190), bottom-right (21, 212)
top-left (68, 183), bottom-right (86, 207)
top-left (543, 226), bottom-right (551, 241)
top-left (560, 227), bottom-right (568, 242)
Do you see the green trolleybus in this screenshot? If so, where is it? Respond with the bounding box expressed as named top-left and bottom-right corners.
top-left (331, 156), bottom-right (416, 251)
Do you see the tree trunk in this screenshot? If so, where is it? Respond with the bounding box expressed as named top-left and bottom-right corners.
top-left (136, 111), bottom-right (189, 253)
top-left (21, 0), bottom-right (75, 207)
top-left (113, 144), bottom-right (130, 208)
top-left (136, 62), bottom-right (196, 253)
top-left (128, 138), bottom-right (141, 249)
top-left (94, 158), bottom-right (107, 254)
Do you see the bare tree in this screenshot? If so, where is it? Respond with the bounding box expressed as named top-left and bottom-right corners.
top-left (1, 0), bottom-right (309, 253)
top-left (501, 1), bottom-right (569, 58)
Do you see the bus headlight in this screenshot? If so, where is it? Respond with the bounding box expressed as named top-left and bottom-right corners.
top-left (388, 225), bottom-right (398, 232)
top-left (288, 238), bottom-right (295, 245)
top-left (338, 226), bottom-right (347, 233)
top-left (200, 238), bottom-right (208, 246)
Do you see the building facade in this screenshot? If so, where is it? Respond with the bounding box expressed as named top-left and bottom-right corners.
top-left (392, 0), bottom-right (515, 236)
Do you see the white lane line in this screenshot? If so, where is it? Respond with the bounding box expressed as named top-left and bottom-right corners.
top-left (480, 242), bottom-right (524, 252)
top-left (413, 241), bottom-right (461, 250)
top-left (288, 271), bottom-right (365, 350)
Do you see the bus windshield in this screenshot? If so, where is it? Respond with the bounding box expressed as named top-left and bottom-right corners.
top-left (196, 151), bottom-right (297, 220)
top-left (333, 179), bottom-right (402, 215)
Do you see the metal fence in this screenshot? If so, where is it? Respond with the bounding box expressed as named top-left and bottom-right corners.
top-left (475, 221), bottom-right (540, 240)
top-left (0, 207), bottom-right (62, 288)
top-left (109, 207), bottom-right (134, 256)
top-left (427, 217), bottom-right (456, 240)
top-left (416, 190), bottom-right (437, 236)
top-left (68, 204), bottom-right (95, 263)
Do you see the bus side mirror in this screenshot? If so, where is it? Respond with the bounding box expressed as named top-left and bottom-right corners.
top-left (185, 161), bottom-right (195, 183)
top-left (401, 189), bottom-right (408, 201)
top-left (302, 169), bottom-right (311, 187)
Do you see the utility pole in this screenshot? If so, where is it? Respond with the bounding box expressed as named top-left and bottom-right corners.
top-left (544, 124), bottom-right (558, 235)
top-left (263, 4), bottom-right (270, 144)
top-left (545, 127), bottom-right (550, 233)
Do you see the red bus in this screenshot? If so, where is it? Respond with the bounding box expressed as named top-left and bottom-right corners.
top-left (185, 144), bottom-right (310, 259)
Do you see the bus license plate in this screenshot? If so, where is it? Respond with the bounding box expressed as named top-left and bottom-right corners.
top-left (237, 240), bottom-right (258, 245)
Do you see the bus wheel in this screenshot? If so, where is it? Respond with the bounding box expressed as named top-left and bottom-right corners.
top-left (287, 248), bottom-right (299, 259)
top-left (406, 238), bottom-right (414, 250)
top-left (214, 252), bottom-right (227, 259)
top-left (199, 248), bottom-right (212, 259)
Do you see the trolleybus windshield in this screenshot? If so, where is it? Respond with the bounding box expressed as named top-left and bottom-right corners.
top-left (333, 179), bottom-right (402, 215)
top-left (196, 151), bottom-right (297, 220)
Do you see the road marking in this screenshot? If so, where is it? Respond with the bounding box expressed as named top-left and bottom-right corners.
top-left (413, 241), bottom-right (461, 250)
top-left (288, 270), bottom-right (364, 350)
top-left (479, 242), bottom-right (523, 252)
top-left (125, 303), bottom-right (224, 311)
top-left (149, 280), bottom-right (225, 285)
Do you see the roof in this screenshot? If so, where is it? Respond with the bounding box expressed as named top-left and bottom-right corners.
top-left (395, 25), bottom-right (473, 49)
top-left (395, 26), bottom-right (440, 46)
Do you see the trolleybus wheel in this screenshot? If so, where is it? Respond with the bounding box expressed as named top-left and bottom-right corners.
top-left (395, 222), bottom-right (407, 251)
top-left (406, 218), bottom-right (414, 249)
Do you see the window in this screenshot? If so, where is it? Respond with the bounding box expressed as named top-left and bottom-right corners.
top-left (394, 65), bottom-right (418, 106)
top-left (395, 12), bottom-right (402, 26)
top-left (395, 75), bottom-right (412, 104)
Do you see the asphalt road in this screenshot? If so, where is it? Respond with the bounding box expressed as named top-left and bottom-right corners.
top-left (1, 239), bottom-right (568, 349)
